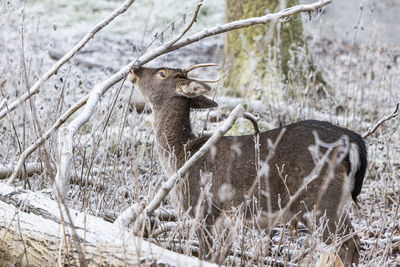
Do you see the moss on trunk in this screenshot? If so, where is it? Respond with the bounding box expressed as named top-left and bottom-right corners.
top-left (223, 0), bottom-right (328, 99)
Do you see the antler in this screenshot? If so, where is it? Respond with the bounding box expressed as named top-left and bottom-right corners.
top-left (183, 63), bottom-right (220, 83)
top-left (183, 63), bottom-right (218, 73)
top-left (190, 77), bottom-right (221, 83)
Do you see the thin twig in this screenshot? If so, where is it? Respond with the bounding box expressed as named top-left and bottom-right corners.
top-left (20, 0), bottom-right (54, 185)
top-left (243, 112), bottom-right (260, 135)
top-left (0, 0), bottom-right (136, 121)
top-left (7, 96), bottom-right (88, 185)
top-left (139, 0), bottom-right (332, 65)
top-left (362, 103), bottom-right (399, 139)
top-left (0, 98), bottom-right (6, 109)
top-left (17, 210), bottom-right (30, 266)
top-left (0, 88), bottom-right (25, 183)
top-left (166, 0), bottom-right (203, 47)
top-left (55, 0), bottom-right (332, 198)
top-left (57, 194), bottom-right (88, 266)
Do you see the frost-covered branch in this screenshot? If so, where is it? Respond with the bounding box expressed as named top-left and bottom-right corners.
top-left (115, 104), bottom-right (244, 229)
top-left (158, 0), bottom-right (331, 59)
top-left (0, 0), bottom-right (136, 121)
top-left (135, 0), bottom-right (331, 65)
top-left (53, 0), bottom-right (331, 196)
top-left (7, 96), bottom-right (88, 185)
top-left (362, 103), bottom-right (399, 138)
top-left (0, 98), bottom-right (6, 110)
top-left (167, 0), bottom-right (203, 47)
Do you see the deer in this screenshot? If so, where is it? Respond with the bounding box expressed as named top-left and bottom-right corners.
top-left (128, 64), bottom-right (367, 266)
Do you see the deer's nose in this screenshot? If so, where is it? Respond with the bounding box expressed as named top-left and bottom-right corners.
top-left (128, 72), bottom-right (137, 84)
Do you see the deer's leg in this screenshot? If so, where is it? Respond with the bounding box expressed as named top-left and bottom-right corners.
top-left (196, 223), bottom-right (213, 260)
top-left (211, 221), bottom-right (236, 265)
top-left (197, 213), bottom-right (235, 264)
top-left (320, 211), bottom-right (360, 267)
top-left (336, 217), bottom-right (360, 267)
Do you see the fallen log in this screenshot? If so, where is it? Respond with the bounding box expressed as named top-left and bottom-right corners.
top-left (0, 182), bottom-right (215, 266)
top-left (0, 163), bottom-right (42, 180)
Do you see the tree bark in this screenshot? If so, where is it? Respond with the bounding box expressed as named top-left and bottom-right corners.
top-left (223, 0), bottom-right (329, 98)
top-left (0, 183), bottom-right (216, 266)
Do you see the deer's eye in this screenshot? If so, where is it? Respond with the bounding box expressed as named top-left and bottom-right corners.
top-left (158, 71), bottom-right (166, 78)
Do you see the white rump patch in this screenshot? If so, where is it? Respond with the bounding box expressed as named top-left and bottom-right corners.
top-left (348, 143), bottom-right (360, 181)
top-left (338, 143), bottom-right (360, 214)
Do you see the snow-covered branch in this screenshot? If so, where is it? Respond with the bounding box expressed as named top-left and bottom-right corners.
top-left (362, 103), bottom-right (399, 138)
top-left (0, 0), bottom-right (136, 121)
top-left (145, 0), bottom-right (332, 63)
top-left (7, 96), bottom-right (88, 185)
top-left (53, 0), bottom-right (331, 197)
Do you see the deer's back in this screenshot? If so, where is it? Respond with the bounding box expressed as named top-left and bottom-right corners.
top-left (183, 120), bottom-right (366, 220)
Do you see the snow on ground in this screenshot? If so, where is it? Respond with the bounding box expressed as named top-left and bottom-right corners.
top-left (0, 0), bottom-right (399, 266)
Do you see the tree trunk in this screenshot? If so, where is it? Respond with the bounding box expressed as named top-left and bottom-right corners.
top-left (0, 182), bottom-right (216, 267)
top-left (223, 0), bottom-right (329, 99)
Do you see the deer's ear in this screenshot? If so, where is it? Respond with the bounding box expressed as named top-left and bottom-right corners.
top-left (177, 81), bottom-right (211, 98)
top-left (190, 95), bottom-right (218, 109)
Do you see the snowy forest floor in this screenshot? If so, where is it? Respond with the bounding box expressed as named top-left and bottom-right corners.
top-left (0, 0), bottom-right (399, 266)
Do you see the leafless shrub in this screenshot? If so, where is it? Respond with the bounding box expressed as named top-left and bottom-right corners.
top-left (0, 0), bottom-right (399, 266)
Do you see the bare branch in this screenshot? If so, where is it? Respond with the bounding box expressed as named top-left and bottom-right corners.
top-left (7, 96), bottom-right (88, 185)
top-left (53, 0), bottom-right (332, 197)
top-left (362, 103), bottom-right (399, 139)
top-left (243, 112), bottom-right (260, 135)
top-left (136, 0), bottom-right (332, 65)
top-left (166, 0), bottom-right (203, 47)
top-left (0, 98), bottom-right (6, 109)
top-left (152, 222), bottom-right (182, 237)
top-left (0, 0), bottom-right (136, 121)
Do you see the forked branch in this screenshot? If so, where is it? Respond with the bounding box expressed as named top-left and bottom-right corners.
top-left (136, 0), bottom-right (332, 65)
top-left (0, 0), bottom-right (136, 121)
top-left (362, 103), bottom-right (399, 138)
top-left (166, 0), bottom-right (203, 47)
top-left (7, 96), bottom-right (89, 185)
top-left (51, 0), bottom-right (331, 197)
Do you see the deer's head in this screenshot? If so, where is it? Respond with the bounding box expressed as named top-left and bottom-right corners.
top-left (128, 64), bottom-right (219, 109)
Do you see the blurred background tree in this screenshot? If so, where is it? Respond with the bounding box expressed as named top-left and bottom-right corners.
top-left (223, 0), bottom-right (329, 99)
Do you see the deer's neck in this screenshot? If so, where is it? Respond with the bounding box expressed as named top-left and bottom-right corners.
top-left (152, 97), bottom-right (195, 175)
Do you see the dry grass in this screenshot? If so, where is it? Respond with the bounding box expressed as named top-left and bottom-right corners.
top-left (0, 0), bottom-right (399, 266)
